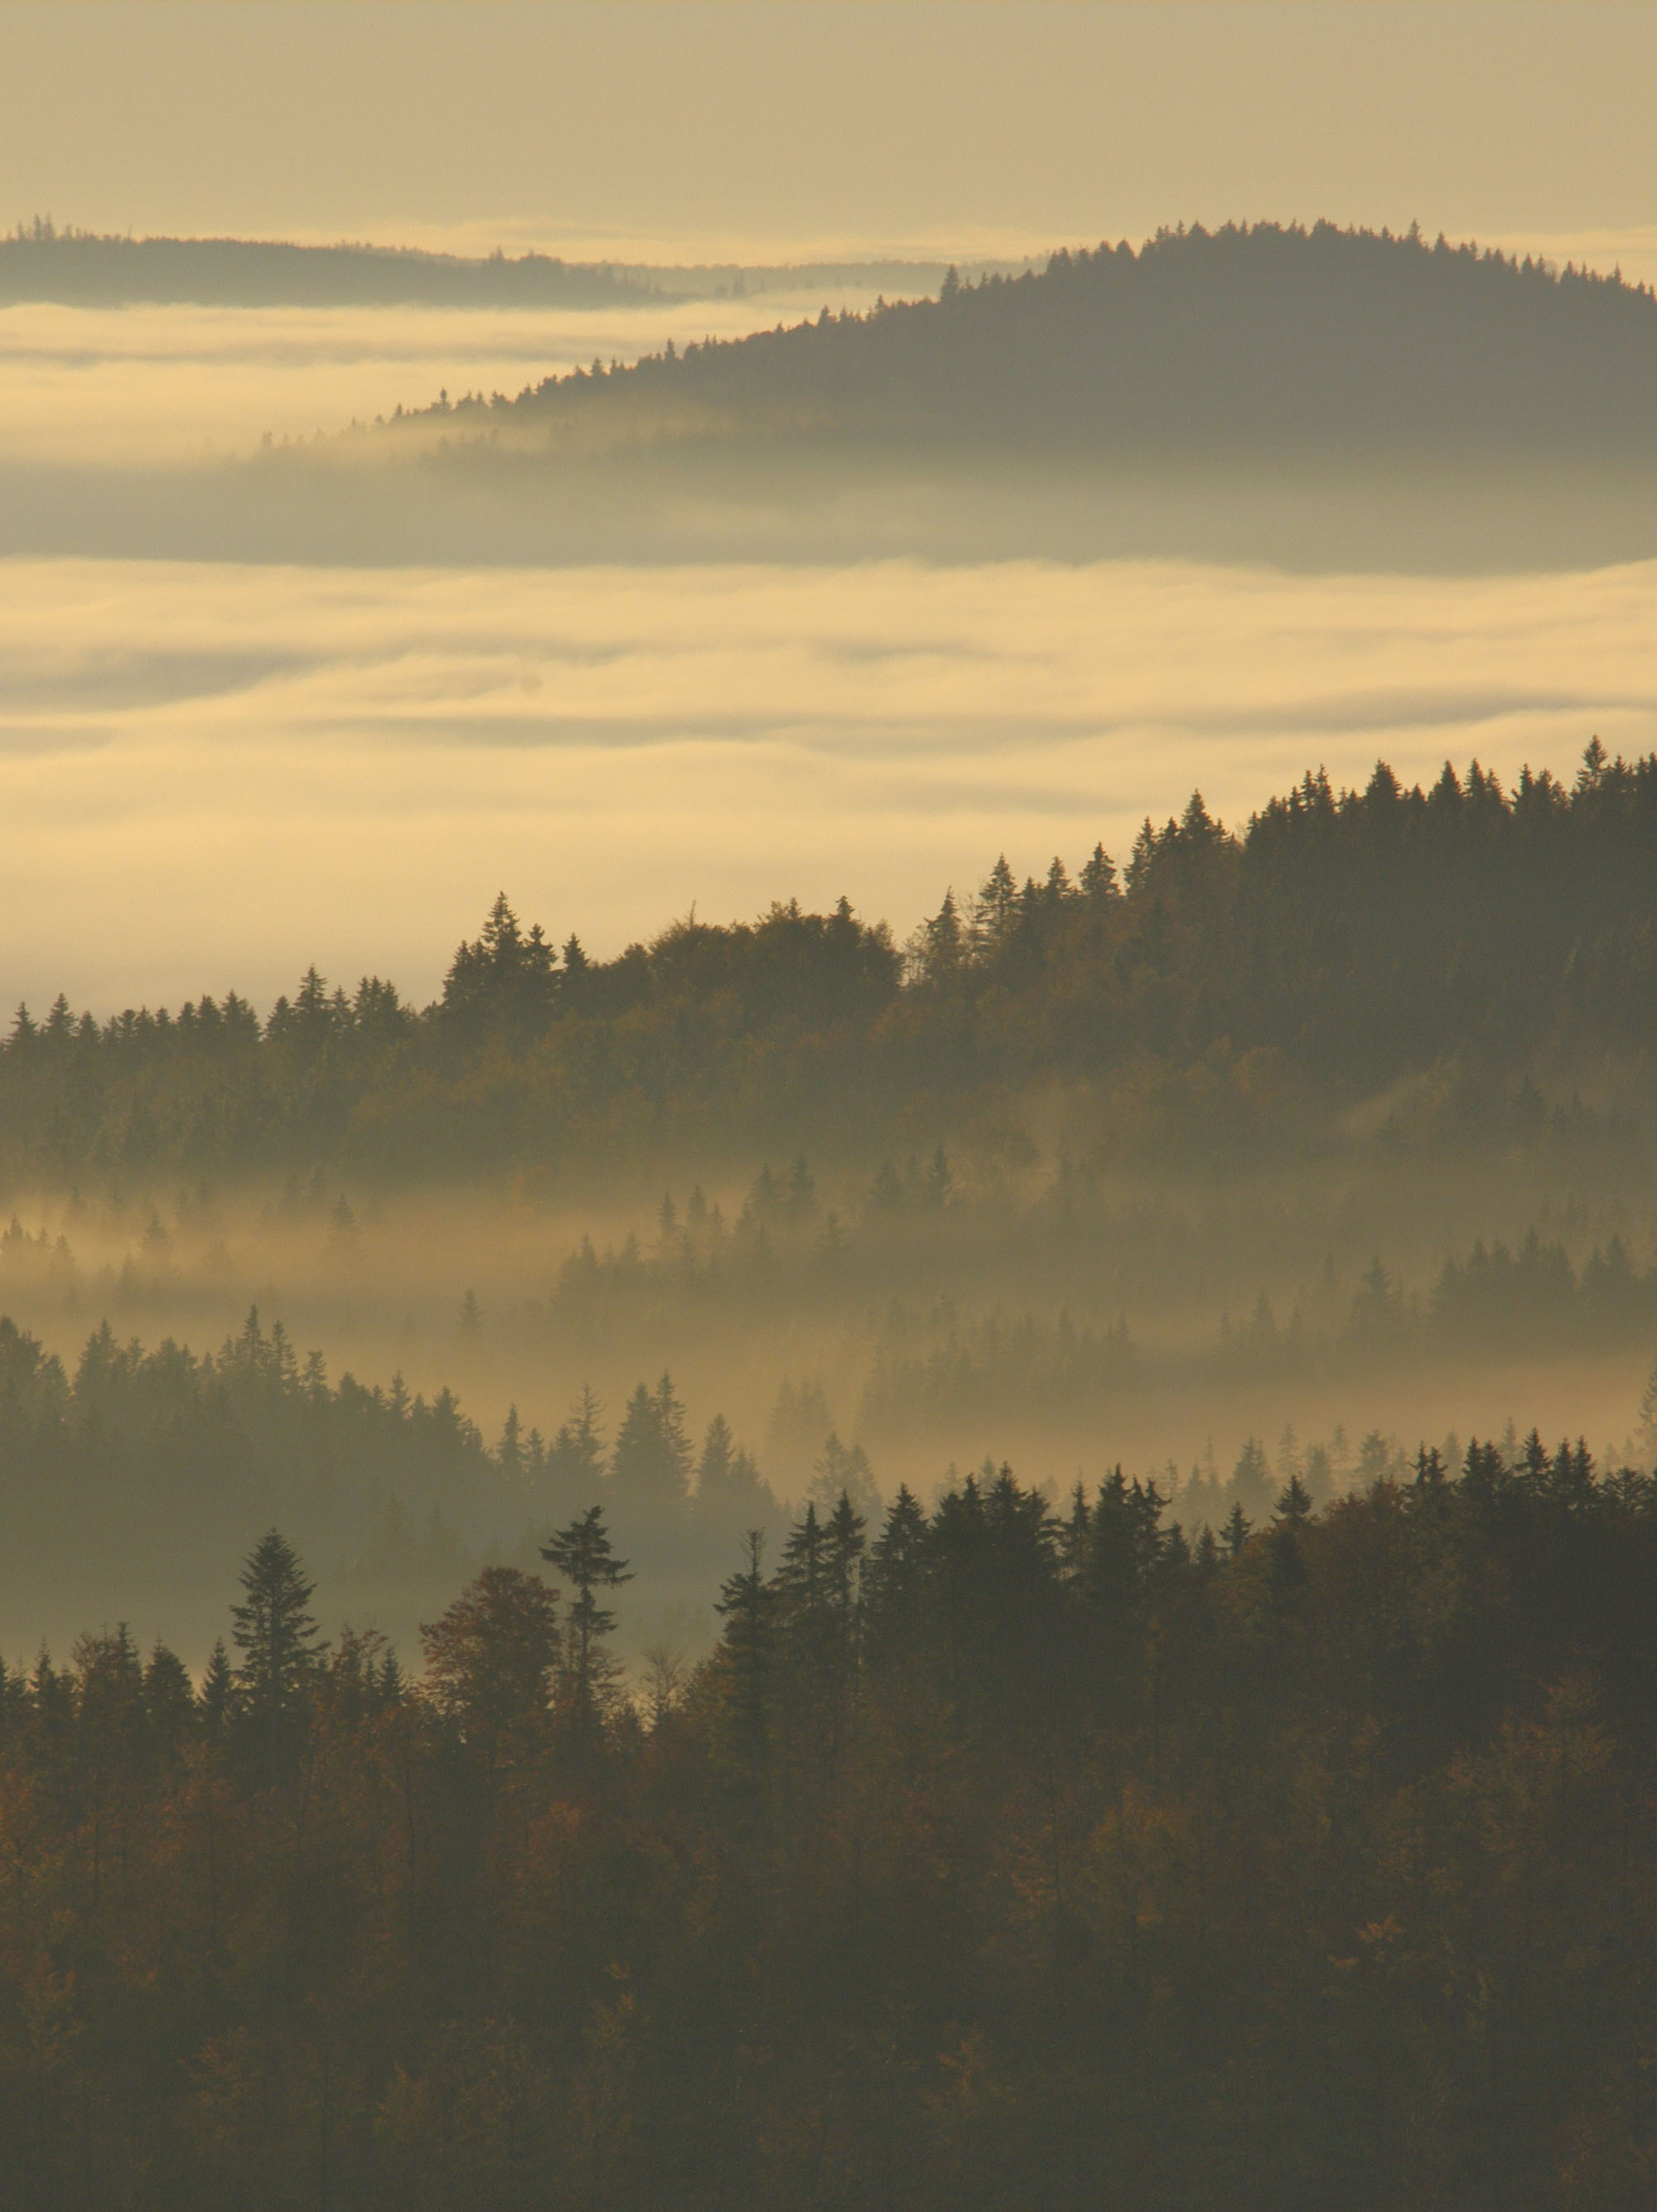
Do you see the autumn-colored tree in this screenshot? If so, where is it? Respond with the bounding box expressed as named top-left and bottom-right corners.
top-left (420, 1566), bottom-right (561, 1811)
top-left (539, 1506), bottom-right (631, 1736)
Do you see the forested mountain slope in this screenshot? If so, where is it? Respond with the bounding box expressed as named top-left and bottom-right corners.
top-left (2, 746), bottom-right (1654, 1182)
top-left (2, 1431), bottom-right (1655, 2208)
top-left (415, 222), bottom-right (1657, 463)
top-left (0, 221), bottom-right (661, 309)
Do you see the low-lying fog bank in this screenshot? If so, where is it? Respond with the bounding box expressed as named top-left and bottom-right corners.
top-left (5, 553), bottom-right (1655, 1014)
top-left (1, 1139), bottom-right (1652, 1666)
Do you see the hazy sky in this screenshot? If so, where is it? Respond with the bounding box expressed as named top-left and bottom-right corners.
top-left (5, 2), bottom-right (1657, 265)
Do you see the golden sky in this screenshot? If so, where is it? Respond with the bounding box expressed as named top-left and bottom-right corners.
top-left (3, 2), bottom-right (1656, 269)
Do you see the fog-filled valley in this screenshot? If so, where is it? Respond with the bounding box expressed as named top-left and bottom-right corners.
top-left (7, 117), bottom-right (1657, 2199)
top-left (7, 224), bottom-right (1657, 572)
top-left (6, 741), bottom-right (1657, 1663)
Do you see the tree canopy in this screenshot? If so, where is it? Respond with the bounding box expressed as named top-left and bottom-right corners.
top-left (419, 220), bottom-right (1657, 465)
top-left (2, 1427), bottom-right (1656, 2205)
top-left (4, 746), bottom-right (1655, 1181)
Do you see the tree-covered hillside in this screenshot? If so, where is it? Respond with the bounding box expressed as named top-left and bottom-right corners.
top-left (0, 1307), bottom-right (787, 1635)
top-left (3, 745), bottom-right (1654, 1182)
top-left (0, 219), bottom-right (661, 310)
top-left (422, 222), bottom-right (1657, 461)
top-left (2, 1430), bottom-right (1655, 2207)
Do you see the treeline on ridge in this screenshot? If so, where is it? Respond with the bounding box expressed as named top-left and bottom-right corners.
top-left (0, 217), bottom-right (661, 310)
top-left (407, 220), bottom-right (1657, 461)
top-left (3, 744), bottom-right (1654, 1181)
top-left (3, 1427), bottom-right (1657, 2205)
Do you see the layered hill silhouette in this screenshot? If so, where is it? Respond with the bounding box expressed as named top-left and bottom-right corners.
top-left (403, 221), bottom-right (1657, 465)
top-left (0, 220), bottom-right (663, 309)
top-left (1, 219), bottom-right (963, 312)
top-left (6, 221), bottom-right (1655, 567)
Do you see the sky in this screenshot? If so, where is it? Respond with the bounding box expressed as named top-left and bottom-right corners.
top-left (4, 2), bottom-right (1657, 273)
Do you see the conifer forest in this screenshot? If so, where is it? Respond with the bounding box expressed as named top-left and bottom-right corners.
top-left (7, 7), bottom-right (1657, 2200)
top-left (6, 741), bottom-right (1657, 2205)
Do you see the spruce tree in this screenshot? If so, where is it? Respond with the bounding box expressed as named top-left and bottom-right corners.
top-left (610, 1376), bottom-right (693, 1529)
top-left (821, 1491), bottom-right (867, 1749)
top-left (693, 1414), bottom-right (779, 1548)
top-left (1079, 842), bottom-right (1120, 900)
top-left (1222, 1501), bottom-right (1253, 1559)
top-left (540, 1505), bottom-right (631, 1736)
top-left (1638, 1355), bottom-right (1657, 1466)
top-left (776, 1503), bottom-right (829, 1672)
top-left (1273, 1474), bottom-right (1313, 1526)
top-left (1412, 1444), bottom-right (1448, 1500)
top-left (546, 1384), bottom-right (606, 1516)
top-left (143, 1641), bottom-right (196, 1765)
top-left (229, 1529), bottom-right (323, 1788)
top-left (374, 1648), bottom-right (405, 1710)
top-left (713, 1531), bottom-right (775, 1804)
top-left (863, 1484), bottom-right (930, 1664)
top-left (198, 1638), bottom-right (232, 1737)
top-left (972, 853), bottom-right (1018, 950)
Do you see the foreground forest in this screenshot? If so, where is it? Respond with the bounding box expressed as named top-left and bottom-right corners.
top-left (4, 743), bottom-right (1655, 1182)
top-left (2, 1436), bottom-right (1655, 2209)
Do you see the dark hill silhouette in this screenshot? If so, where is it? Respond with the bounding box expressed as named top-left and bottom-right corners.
top-left (0, 220), bottom-right (663, 309)
top-left (6, 223), bottom-right (1655, 569)
top-left (422, 221), bottom-right (1657, 463)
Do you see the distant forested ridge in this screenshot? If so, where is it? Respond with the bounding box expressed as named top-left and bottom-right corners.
top-left (2, 745), bottom-right (1655, 1182)
top-left (2, 1417), bottom-right (1657, 2205)
top-left (0, 1308), bottom-right (786, 1630)
top-left (415, 221), bottom-right (1657, 461)
top-left (0, 219), bottom-right (662, 309)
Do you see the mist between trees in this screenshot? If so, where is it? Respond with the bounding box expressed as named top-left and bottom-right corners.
top-left (3, 745), bottom-right (1657, 1647)
top-left (6, 743), bottom-right (1657, 1182)
top-left (2, 1108), bottom-right (1655, 1660)
top-left (2, 1287), bottom-right (1655, 1669)
top-left (3, 1426), bottom-right (1657, 2207)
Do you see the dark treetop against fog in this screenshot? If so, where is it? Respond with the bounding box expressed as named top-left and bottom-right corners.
top-left (5, 744), bottom-right (1653, 1182)
top-left (0, 220), bottom-right (664, 310)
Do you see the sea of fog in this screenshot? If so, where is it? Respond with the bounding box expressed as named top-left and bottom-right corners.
top-left (3, 292), bottom-right (1657, 1014)
top-left (5, 550), bottom-right (1657, 1014)
top-left (0, 284), bottom-right (897, 464)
